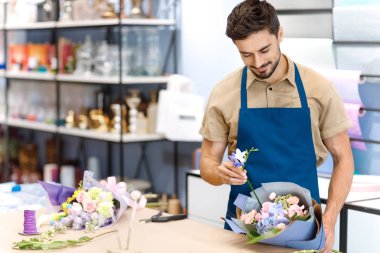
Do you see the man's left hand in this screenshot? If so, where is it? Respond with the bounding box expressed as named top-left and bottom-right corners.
top-left (320, 214), bottom-right (336, 253)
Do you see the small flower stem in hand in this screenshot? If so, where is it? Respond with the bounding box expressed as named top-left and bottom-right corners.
top-left (242, 147), bottom-right (262, 208)
top-left (244, 172), bottom-right (262, 208)
top-left (229, 147), bottom-right (262, 208)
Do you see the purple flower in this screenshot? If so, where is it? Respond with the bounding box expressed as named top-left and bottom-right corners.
top-left (228, 149), bottom-right (247, 167)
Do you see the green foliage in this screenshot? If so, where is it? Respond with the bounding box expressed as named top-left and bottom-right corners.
top-left (247, 228), bottom-right (280, 244)
top-left (13, 230), bottom-right (115, 250)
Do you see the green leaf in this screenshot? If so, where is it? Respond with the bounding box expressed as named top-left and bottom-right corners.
top-left (67, 239), bottom-right (81, 244)
top-left (79, 236), bottom-right (92, 242)
top-left (247, 228), bottom-right (280, 244)
top-left (48, 241), bottom-right (68, 249)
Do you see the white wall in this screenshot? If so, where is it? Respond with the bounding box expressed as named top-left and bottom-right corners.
top-left (179, 0), bottom-right (243, 99)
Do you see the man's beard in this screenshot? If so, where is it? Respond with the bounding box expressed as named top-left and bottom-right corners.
top-left (250, 55), bottom-right (281, 79)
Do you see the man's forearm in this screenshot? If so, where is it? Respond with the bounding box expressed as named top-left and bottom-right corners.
top-left (200, 154), bottom-right (223, 186)
top-left (324, 158), bottom-right (354, 223)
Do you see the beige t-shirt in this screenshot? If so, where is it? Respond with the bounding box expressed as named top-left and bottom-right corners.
top-left (199, 55), bottom-right (352, 167)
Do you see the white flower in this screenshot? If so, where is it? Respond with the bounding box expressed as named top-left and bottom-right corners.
top-left (97, 201), bottom-right (114, 218)
top-left (269, 192), bottom-right (276, 200)
top-left (130, 190), bottom-right (142, 201)
top-left (235, 148), bottom-right (247, 164)
top-left (72, 202), bottom-right (83, 214)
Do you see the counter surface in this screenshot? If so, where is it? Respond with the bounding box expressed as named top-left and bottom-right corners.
top-left (1, 208), bottom-right (295, 253)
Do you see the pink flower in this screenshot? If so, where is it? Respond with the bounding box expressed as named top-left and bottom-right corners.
top-left (269, 192), bottom-right (276, 200)
top-left (287, 204), bottom-right (305, 218)
top-left (276, 223), bottom-right (286, 230)
top-left (76, 191), bottom-right (86, 203)
top-left (240, 210), bottom-right (258, 225)
top-left (82, 199), bottom-right (97, 213)
top-left (248, 209), bottom-right (257, 217)
top-left (255, 213), bottom-right (263, 222)
top-left (261, 202), bottom-right (271, 213)
top-left (287, 196), bottom-right (300, 205)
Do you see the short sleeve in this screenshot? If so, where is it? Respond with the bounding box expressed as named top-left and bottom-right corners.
top-left (319, 84), bottom-right (352, 140)
top-left (199, 88), bottom-right (229, 142)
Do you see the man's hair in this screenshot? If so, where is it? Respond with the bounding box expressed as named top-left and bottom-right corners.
top-left (226, 0), bottom-right (280, 40)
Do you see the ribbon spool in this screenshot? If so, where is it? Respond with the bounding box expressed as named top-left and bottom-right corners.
top-left (19, 209), bottom-right (40, 236)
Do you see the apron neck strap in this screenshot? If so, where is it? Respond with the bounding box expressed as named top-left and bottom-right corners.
top-left (240, 63), bottom-right (309, 109)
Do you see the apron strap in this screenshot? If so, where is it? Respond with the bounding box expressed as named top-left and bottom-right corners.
top-left (240, 63), bottom-right (309, 109)
top-left (241, 66), bottom-right (248, 109)
top-left (293, 63), bottom-right (308, 109)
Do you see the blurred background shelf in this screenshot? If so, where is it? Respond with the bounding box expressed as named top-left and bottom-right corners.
top-left (5, 71), bottom-right (55, 81)
top-left (58, 127), bottom-right (120, 142)
top-left (56, 19), bottom-right (119, 28)
top-left (7, 118), bottom-right (56, 132)
top-left (122, 76), bottom-right (170, 84)
top-left (5, 21), bottom-right (56, 30)
top-left (121, 18), bottom-right (176, 26)
top-left (122, 133), bottom-right (165, 143)
top-left (57, 74), bottom-right (119, 84)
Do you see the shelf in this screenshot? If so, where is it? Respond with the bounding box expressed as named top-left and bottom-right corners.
top-left (3, 18), bottom-right (175, 30)
top-left (5, 21), bottom-right (56, 30)
top-left (57, 74), bottom-right (119, 84)
top-left (122, 76), bottom-right (170, 84)
top-left (5, 71), bottom-right (55, 81)
top-left (56, 19), bottom-right (119, 28)
top-left (122, 19), bottom-right (176, 26)
top-left (122, 133), bottom-right (165, 143)
top-left (7, 118), bottom-right (56, 132)
top-left (57, 127), bottom-right (165, 142)
top-left (58, 127), bottom-right (120, 142)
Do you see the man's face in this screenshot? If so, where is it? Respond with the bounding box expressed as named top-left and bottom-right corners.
top-left (234, 29), bottom-right (282, 79)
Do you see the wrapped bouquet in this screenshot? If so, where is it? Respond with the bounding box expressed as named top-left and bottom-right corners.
top-left (39, 170), bottom-right (145, 232)
top-left (226, 182), bottom-right (325, 250)
top-left (226, 148), bottom-right (325, 250)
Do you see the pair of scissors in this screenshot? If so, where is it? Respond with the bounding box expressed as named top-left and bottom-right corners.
top-left (139, 211), bottom-right (187, 223)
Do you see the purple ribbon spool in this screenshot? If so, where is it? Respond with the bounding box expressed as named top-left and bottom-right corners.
top-left (19, 209), bottom-right (39, 236)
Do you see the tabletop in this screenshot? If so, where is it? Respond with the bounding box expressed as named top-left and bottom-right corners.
top-left (1, 208), bottom-right (296, 253)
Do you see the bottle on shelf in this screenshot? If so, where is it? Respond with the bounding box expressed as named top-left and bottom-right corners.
top-left (136, 111), bottom-right (147, 134)
top-left (147, 90), bottom-right (158, 133)
top-left (74, 35), bottom-right (93, 76)
top-left (125, 89), bottom-right (141, 134)
top-left (144, 28), bottom-right (161, 76)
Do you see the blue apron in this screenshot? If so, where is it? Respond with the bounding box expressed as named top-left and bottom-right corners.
top-left (225, 63), bottom-right (321, 228)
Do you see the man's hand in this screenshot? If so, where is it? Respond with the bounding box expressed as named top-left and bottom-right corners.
top-left (200, 139), bottom-right (248, 186)
top-left (217, 161), bottom-right (247, 185)
top-left (321, 214), bottom-right (336, 253)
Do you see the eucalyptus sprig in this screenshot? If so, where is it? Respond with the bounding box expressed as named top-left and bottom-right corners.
top-left (13, 229), bottom-right (117, 250)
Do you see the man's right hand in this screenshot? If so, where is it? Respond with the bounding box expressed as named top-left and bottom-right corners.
top-left (217, 161), bottom-right (247, 185)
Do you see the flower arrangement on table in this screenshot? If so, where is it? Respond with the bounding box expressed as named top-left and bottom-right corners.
top-left (39, 170), bottom-right (133, 232)
top-left (226, 148), bottom-right (329, 252)
top-left (52, 183), bottom-right (116, 232)
top-left (13, 170), bottom-right (146, 250)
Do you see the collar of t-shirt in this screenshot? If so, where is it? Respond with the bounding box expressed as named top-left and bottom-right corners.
top-left (245, 54), bottom-right (297, 89)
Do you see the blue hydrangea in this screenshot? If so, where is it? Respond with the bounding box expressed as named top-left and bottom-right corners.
top-left (256, 203), bottom-right (290, 235)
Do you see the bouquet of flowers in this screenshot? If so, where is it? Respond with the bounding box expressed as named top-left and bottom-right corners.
top-left (38, 170), bottom-right (144, 232)
top-left (13, 171), bottom-right (147, 250)
top-left (226, 149), bottom-right (325, 250)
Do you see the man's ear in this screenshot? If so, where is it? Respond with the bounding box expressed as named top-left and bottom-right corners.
top-left (278, 26), bottom-right (284, 43)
